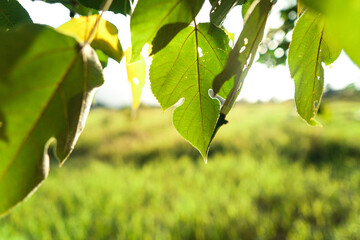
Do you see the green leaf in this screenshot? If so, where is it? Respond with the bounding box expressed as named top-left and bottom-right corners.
top-left (210, 0), bottom-right (246, 27)
top-left (0, 0), bottom-right (32, 31)
top-left (301, 0), bottom-right (360, 68)
top-left (35, 0), bottom-right (98, 17)
top-left (96, 49), bottom-right (109, 68)
top-left (58, 15), bottom-right (123, 62)
top-left (65, 3), bottom-right (99, 17)
top-left (288, 10), bottom-right (341, 126)
top-left (0, 24), bottom-right (104, 216)
top-left (149, 23), bottom-right (232, 161)
top-left (130, 0), bottom-right (204, 61)
top-left (241, 0), bottom-right (255, 18)
top-left (77, 0), bottom-right (132, 15)
top-left (213, 0), bottom-right (274, 115)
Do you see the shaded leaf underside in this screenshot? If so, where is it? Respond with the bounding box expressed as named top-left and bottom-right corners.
top-left (0, 24), bottom-right (104, 215)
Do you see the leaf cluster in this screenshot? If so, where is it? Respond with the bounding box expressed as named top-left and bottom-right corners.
top-left (0, 0), bottom-right (359, 216)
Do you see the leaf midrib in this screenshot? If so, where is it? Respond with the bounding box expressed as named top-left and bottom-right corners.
top-left (194, 22), bottom-right (206, 149)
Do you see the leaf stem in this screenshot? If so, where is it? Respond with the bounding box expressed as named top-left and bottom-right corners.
top-left (83, 0), bottom-right (113, 46)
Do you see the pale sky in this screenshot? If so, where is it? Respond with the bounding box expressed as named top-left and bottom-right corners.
top-left (19, 0), bottom-right (360, 107)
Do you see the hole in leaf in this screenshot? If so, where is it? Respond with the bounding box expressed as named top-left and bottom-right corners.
top-left (208, 89), bottom-right (225, 104)
top-left (133, 77), bottom-right (140, 85)
top-left (197, 47), bottom-right (203, 57)
top-left (239, 46), bottom-right (246, 53)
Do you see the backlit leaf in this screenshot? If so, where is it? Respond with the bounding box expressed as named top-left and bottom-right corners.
top-left (150, 23), bottom-right (232, 161)
top-left (130, 0), bottom-right (204, 61)
top-left (241, 0), bottom-right (255, 18)
top-left (301, 0), bottom-right (360, 68)
top-left (213, 0), bottom-right (274, 115)
top-left (58, 15), bottom-right (123, 62)
top-left (288, 10), bottom-right (341, 126)
top-left (0, 24), bottom-right (104, 216)
top-left (0, 0), bottom-right (32, 31)
top-left (125, 47), bottom-right (146, 112)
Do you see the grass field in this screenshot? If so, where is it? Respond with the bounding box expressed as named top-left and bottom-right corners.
top-left (1, 100), bottom-right (360, 239)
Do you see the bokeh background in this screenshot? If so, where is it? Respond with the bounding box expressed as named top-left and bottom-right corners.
top-left (1, 89), bottom-right (360, 239)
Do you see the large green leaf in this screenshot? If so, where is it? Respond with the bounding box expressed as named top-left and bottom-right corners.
top-left (288, 10), bottom-right (341, 126)
top-left (150, 23), bottom-right (232, 161)
top-left (209, 0), bottom-right (246, 27)
top-left (0, 0), bottom-right (32, 31)
top-left (130, 0), bottom-right (204, 61)
top-left (58, 15), bottom-right (123, 62)
top-left (301, 0), bottom-right (360, 68)
top-left (0, 24), bottom-right (104, 216)
top-left (212, 0), bottom-right (274, 115)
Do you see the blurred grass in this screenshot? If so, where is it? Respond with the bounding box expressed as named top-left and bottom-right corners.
top-left (1, 100), bottom-right (360, 239)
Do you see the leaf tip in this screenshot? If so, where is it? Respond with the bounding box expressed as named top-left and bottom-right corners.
top-left (309, 118), bottom-right (322, 127)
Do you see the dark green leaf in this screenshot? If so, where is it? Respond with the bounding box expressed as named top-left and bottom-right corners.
top-left (149, 23), bottom-right (232, 161)
top-left (213, 0), bottom-right (273, 115)
top-left (210, 0), bottom-right (246, 27)
top-left (150, 22), bottom-right (189, 55)
top-left (64, 2), bottom-right (99, 17)
top-left (301, 0), bottom-right (360, 68)
top-left (77, 0), bottom-right (132, 15)
top-left (0, 0), bottom-right (32, 31)
top-left (0, 24), bottom-right (104, 216)
top-left (38, 0), bottom-right (130, 16)
top-left (131, 0), bottom-right (204, 61)
top-left (37, 0), bottom-right (98, 16)
top-left (288, 10), bottom-right (341, 126)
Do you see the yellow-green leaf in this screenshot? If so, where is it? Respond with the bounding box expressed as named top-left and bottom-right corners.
top-left (288, 10), bottom-right (341, 126)
top-left (301, 0), bottom-right (360, 68)
top-left (125, 47), bottom-right (146, 111)
top-left (58, 15), bottom-right (123, 62)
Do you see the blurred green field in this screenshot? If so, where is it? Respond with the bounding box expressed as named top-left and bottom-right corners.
top-left (1, 100), bottom-right (360, 240)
